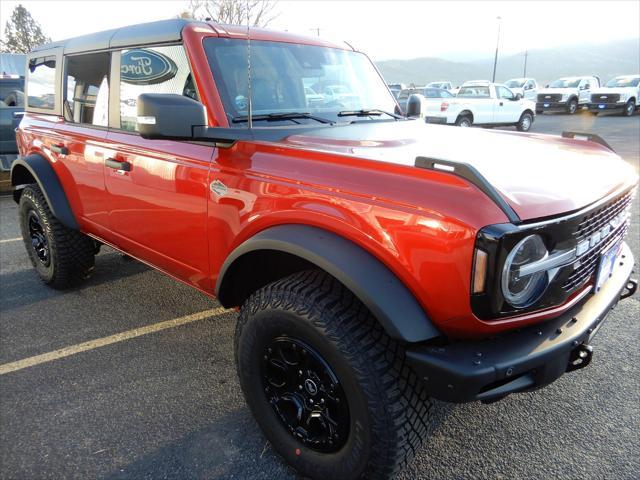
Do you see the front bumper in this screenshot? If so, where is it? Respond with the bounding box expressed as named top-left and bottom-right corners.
top-left (587, 103), bottom-right (626, 113)
top-left (536, 101), bottom-right (569, 112)
top-left (407, 242), bottom-right (636, 403)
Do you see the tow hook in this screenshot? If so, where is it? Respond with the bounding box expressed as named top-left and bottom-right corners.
top-left (566, 344), bottom-right (593, 373)
top-left (620, 278), bottom-right (638, 300)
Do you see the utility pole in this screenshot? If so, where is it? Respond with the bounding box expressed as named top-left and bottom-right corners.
top-left (491, 16), bottom-right (502, 83)
top-left (523, 49), bottom-right (528, 77)
top-left (311, 27), bottom-right (320, 37)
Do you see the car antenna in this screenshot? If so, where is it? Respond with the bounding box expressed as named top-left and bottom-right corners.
top-left (246, 0), bottom-right (253, 130)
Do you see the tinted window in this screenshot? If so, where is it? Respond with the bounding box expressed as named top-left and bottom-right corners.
top-left (0, 78), bottom-right (24, 108)
top-left (65, 52), bottom-right (110, 126)
top-left (496, 86), bottom-right (514, 99)
top-left (457, 86), bottom-right (490, 98)
top-left (27, 56), bottom-right (56, 110)
top-left (119, 45), bottom-right (196, 132)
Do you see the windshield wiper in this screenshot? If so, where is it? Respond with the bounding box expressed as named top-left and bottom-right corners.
top-left (232, 112), bottom-right (333, 124)
top-left (337, 109), bottom-right (403, 120)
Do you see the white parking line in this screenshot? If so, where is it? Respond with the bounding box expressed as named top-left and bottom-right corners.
top-left (0, 307), bottom-right (229, 375)
top-left (0, 237), bottom-right (22, 244)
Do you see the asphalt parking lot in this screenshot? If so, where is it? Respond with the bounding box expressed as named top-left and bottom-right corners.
top-left (1, 112), bottom-right (639, 480)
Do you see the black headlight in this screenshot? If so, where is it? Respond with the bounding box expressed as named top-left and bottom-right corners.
top-left (501, 234), bottom-right (549, 308)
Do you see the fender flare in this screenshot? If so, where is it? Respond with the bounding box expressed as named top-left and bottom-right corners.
top-left (216, 224), bottom-right (442, 343)
top-left (10, 154), bottom-right (79, 230)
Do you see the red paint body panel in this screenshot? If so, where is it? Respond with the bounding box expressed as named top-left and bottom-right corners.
top-left (15, 23), bottom-right (638, 339)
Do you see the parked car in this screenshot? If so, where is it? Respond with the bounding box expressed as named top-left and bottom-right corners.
top-left (304, 86), bottom-right (324, 108)
top-left (0, 54), bottom-right (26, 171)
top-left (421, 81), bottom-right (536, 130)
top-left (387, 82), bottom-right (405, 98)
top-left (504, 77), bottom-right (538, 101)
top-left (536, 76), bottom-right (600, 114)
top-left (587, 75), bottom-right (639, 116)
top-left (426, 81), bottom-right (452, 90)
top-left (12, 19), bottom-right (638, 480)
top-left (397, 86), bottom-right (453, 113)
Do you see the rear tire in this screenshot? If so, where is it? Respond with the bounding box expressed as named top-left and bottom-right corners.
top-left (516, 112), bottom-right (533, 131)
top-left (623, 99), bottom-right (636, 116)
top-left (235, 270), bottom-right (434, 480)
top-left (18, 185), bottom-right (95, 288)
top-left (567, 98), bottom-right (578, 114)
top-left (455, 115), bottom-right (472, 127)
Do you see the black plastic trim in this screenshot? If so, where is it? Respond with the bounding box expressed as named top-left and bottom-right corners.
top-left (414, 156), bottom-right (520, 223)
top-left (407, 242), bottom-right (635, 403)
top-left (10, 155), bottom-right (79, 230)
top-left (561, 131), bottom-right (615, 152)
top-left (216, 224), bottom-right (441, 343)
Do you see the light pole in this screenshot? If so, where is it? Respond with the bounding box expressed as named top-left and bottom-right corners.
top-left (523, 49), bottom-right (528, 77)
top-left (491, 16), bottom-right (502, 82)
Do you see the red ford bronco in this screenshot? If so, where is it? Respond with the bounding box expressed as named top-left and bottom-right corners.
top-left (11, 19), bottom-right (638, 480)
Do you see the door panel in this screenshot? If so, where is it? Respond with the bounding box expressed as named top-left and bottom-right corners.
top-left (103, 131), bottom-right (214, 290)
top-left (51, 125), bottom-right (111, 232)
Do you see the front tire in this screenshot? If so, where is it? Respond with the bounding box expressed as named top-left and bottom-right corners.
top-left (567, 98), bottom-right (578, 114)
top-left (623, 99), bottom-right (636, 116)
top-left (18, 185), bottom-right (95, 288)
top-left (516, 112), bottom-right (534, 131)
top-left (235, 270), bottom-right (434, 480)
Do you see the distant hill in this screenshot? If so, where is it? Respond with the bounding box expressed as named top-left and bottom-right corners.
top-left (376, 38), bottom-right (640, 87)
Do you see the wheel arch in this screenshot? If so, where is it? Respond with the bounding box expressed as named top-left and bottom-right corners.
top-left (215, 224), bottom-right (441, 343)
top-left (10, 154), bottom-right (79, 230)
top-left (457, 110), bottom-right (474, 122)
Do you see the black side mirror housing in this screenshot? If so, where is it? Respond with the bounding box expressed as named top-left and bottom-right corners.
top-left (137, 93), bottom-right (207, 140)
top-left (514, 93), bottom-right (523, 100)
top-left (406, 94), bottom-right (426, 117)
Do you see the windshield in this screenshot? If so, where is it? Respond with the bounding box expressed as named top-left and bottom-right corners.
top-left (549, 78), bottom-right (581, 88)
top-left (505, 79), bottom-right (525, 88)
top-left (204, 38), bottom-right (397, 124)
top-left (605, 76), bottom-right (640, 88)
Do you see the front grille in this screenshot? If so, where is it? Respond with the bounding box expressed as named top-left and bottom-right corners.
top-left (538, 93), bottom-right (562, 102)
top-left (574, 190), bottom-right (633, 242)
top-left (562, 224), bottom-right (627, 291)
top-left (561, 190), bottom-right (633, 291)
top-left (590, 93), bottom-right (620, 104)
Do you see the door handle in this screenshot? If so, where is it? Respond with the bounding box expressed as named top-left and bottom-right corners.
top-left (105, 158), bottom-right (131, 172)
top-left (50, 144), bottom-right (69, 155)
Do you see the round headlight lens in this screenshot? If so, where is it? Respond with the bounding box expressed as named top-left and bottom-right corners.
top-left (501, 235), bottom-right (549, 308)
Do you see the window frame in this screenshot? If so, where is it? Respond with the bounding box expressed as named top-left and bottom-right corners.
top-left (62, 50), bottom-right (113, 130)
top-left (111, 42), bottom-right (200, 135)
top-left (25, 48), bottom-right (63, 116)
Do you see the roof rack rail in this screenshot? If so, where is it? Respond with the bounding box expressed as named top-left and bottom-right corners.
top-left (414, 156), bottom-right (520, 223)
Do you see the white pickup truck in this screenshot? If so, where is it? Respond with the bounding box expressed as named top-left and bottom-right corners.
top-left (535, 76), bottom-right (600, 114)
top-left (417, 81), bottom-right (536, 131)
top-left (587, 75), bottom-right (639, 116)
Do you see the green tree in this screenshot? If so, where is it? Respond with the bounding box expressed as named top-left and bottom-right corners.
top-left (1, 4), bottom-right (51, 54)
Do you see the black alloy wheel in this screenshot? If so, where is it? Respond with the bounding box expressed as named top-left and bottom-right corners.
top-left (27, 209), bottom-right (50, 266)
top-left (261, 336), bottom-right (350, 453)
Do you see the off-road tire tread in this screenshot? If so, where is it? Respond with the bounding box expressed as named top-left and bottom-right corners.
top-left (235, 270), bottom-right (434, 479)
top-left (19, 185), bottom-right (95, 288)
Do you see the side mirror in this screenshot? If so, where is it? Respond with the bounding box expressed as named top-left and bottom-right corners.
top-left (545, 84), bottom-right (549, 88)
top-left (406, 93), bottom-right (427, 118)
top-left (137, 93), bottom-right (207, 140)
top-left (514, 93), bottom-right (523, 100)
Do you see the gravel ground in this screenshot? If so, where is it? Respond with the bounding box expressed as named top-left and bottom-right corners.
top-left (0, 112), bottom-right (638, 480)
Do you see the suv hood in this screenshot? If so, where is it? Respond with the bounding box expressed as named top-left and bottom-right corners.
top-left (281, 121), bottom-right (637, 221)
top-left (590, 86), bottom-right (638, 95)
top-left (537, 87), bottom-right (579, 96)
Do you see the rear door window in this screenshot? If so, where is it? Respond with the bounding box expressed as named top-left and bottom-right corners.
top-left (27, 56), bottom-right (56, 110)
top-left (65, 52), bottom-right (110, 126)
top-left (118, 45), bottom-right (196, 132)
